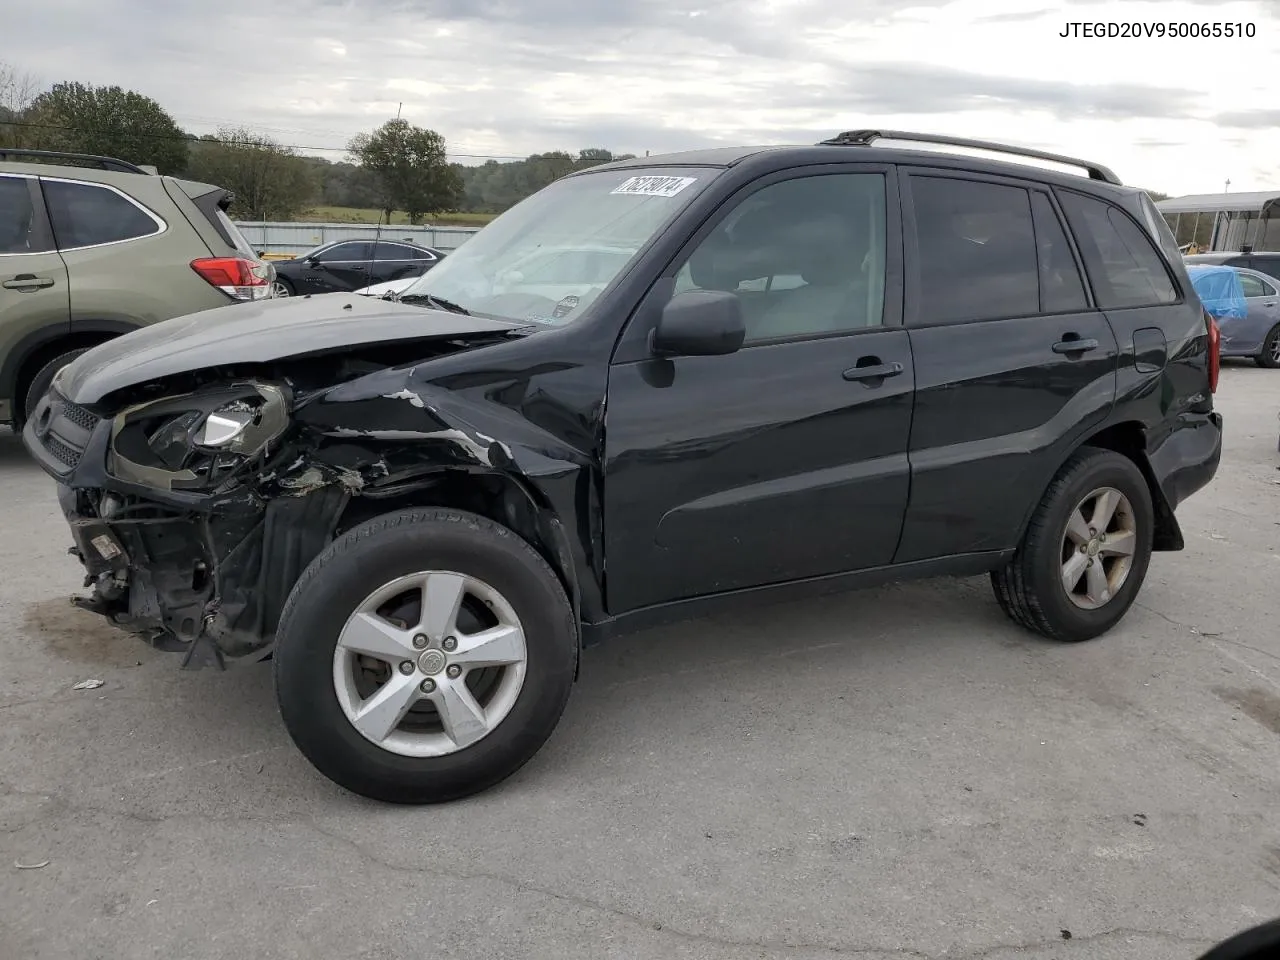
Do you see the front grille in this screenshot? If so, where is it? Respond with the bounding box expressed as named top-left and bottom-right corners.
top-left (25, 389), bottom-right (99, 477)
top-left (61, 401), bottom-right (99, 432)
top-left (44, 433), bottom-right (82, 468)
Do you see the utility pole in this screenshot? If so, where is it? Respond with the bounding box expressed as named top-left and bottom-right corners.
top-left (1224, 178), bottom-right (1230, 192)
top-left (395, 102), bottom-right (403, 120)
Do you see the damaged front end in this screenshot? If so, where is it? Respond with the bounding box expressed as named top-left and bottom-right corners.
top-left (24, 327), bottom-right (534, 670)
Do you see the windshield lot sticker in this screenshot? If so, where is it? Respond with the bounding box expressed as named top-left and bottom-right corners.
top-left (611, 176), bottom-right (697, 198)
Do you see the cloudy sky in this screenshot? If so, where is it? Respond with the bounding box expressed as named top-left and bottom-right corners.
top-left (7, 0), bottom-right (1280, 195)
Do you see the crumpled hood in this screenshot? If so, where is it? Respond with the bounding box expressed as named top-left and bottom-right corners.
top-left (59, 294), bottom-right (519, 405)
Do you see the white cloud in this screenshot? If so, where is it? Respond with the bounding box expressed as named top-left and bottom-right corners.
top-left (6, 0), bottom-right (1279, 193)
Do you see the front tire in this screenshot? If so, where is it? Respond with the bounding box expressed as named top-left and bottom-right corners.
top-left (272, 278), bottom-right (295, 298)
top-left (273, 507), bottom-right (577, 804)
top-left (992, 448), bottom-right (1154, 642)
top-left (1256, 324), bottom-right (1280, 368)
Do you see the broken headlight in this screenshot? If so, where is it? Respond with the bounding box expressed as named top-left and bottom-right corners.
top-left (108, 383), bottom-right (291, 491)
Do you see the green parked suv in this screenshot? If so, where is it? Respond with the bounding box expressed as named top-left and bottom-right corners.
top-left (0, 149), bottom-right (273, 429)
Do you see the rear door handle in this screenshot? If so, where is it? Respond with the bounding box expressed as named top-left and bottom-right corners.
top-left (1052, 337), bottom-right (1099, 355)
top-left (3, 275), bottom-right (55, 290)
top-left (843, 360), bottom-right (904, 382)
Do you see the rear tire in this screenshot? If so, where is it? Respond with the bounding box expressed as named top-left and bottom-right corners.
top-left (991, 447), bottom-right (1154, 643)
top-left (22, 348), bottom-right (91, 421)
top-left (273, 507), bottom-right (577, 804)
top-left (1256, 325), bottom-right (1280, 368)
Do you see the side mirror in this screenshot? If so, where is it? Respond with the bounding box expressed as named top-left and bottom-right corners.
top-left (305, 256), bottom-right (322, 268)
top-left (651, 289), bottom-right (745, 357)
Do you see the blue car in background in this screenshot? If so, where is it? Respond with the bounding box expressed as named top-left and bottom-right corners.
top-left (1187, 263), bottom-right (1280, 368)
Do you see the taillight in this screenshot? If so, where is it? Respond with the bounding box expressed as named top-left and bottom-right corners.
top-left (191, 257), bottom-right (271, 301)
top-left (1206, 310), bottom-right (1221, 393)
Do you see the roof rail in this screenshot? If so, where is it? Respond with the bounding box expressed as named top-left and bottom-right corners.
top-left (0, 148), bottom-right (151, 175)
top-left (818, 130), bottom-right (1122, 185)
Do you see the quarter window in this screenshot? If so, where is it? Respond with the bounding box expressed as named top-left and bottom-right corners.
top-left (0, 176), bottom-right (43, 254)
top-left (1057, 191), bottom-right (1178, 309)
top-left (674, 173), bottom-right (887, 343)
top-left (42, 179), bottom-right (162, 249)
top-left (911, 176), bottom-right (1040, 324)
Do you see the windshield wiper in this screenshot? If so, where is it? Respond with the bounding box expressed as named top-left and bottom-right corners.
top-left (399, 293), bottom-right (471, 315)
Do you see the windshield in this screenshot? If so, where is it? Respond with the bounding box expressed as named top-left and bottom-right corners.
top-left (398, 166), bottom-right (717, 325)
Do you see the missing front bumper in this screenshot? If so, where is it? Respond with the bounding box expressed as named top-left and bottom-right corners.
top-left (59, 483), bottom-right (349, 670)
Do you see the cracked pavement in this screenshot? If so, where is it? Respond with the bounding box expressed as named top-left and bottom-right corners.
top-left (2, 363), bottom-right (1279, 960)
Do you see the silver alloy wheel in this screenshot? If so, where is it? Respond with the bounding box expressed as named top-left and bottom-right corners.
top-left (1060, 486), bottom-right (1137, 610)
top-left (272, 281), bottom-right (291, 298)
top-left (332, 571), bottom-right (528, 757)
top-left (1270, 333), bottom-right (1280, 364)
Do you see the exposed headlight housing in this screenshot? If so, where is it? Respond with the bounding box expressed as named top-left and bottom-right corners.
top-left (108, 383), bottom-right (291, 491)
top-left (195, 405), bottom-right (258, 448)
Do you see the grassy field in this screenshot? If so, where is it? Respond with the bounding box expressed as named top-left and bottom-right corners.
top-left (302, 206), bottom-right (498, 227)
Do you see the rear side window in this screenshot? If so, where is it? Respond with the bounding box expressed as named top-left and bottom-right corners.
top-left (911, 176), bottom-right (1039, 323)
top-left (1238, 273), bottom-right (1276, 298)
top-left (42, 179), bottom-right (163, 250)
top-left (1139, 192), bottom-right (1183, 264)
top-left (375, 242), bottom-right (433, 260)
top-left (0, 176), bottom-right (45, 254)
top-left (1030, 192), bottom-right (1088, 313)
top-left (1057, 191), bottom-right (1177, 309)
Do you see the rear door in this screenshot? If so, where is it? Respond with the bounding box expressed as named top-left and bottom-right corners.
top-left (1227, 270), bottom-right (1278, 357)
top-left (0, 174), bottom-right (69, 420)
top-left (895, 170), bottom-right (1118, 563)
top-left (372, 241), bottom-right (437, 284)
top-left (603, 165), bottom-right (915, 612)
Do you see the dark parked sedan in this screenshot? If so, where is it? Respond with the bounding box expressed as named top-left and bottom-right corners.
top-left (270, 239), bottom-right (443, 298)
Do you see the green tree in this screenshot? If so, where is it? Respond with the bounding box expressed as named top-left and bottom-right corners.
top-left (0, 61), bottom-right (41, 148)
top-left (22, 81), bottom-right (188, 172)
top-left (454, 148), bottom-right (637, 214)
top-left (348, 119), bottom-right (462, 224)
top-left (185, 127), bottom-right (316, 221)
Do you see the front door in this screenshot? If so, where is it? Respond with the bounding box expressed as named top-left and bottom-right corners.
top-left (0, 175), bottom-right (69, 421)
top-left (894, 170), bottom-right (1119, 563)
top-left (603, 167), bottom-right (915, 614)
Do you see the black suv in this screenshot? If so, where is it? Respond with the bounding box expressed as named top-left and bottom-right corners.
top-left (23, 130), bottom-right (1223, 804)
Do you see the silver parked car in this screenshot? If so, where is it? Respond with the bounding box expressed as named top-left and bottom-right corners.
top-left (1219, 266), bottom-right (1280, 367)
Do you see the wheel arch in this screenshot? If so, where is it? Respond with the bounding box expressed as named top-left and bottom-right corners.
top-left (335, 468), bottom-right (585, 654)
top-left (3, 319), bottom-right (140, 426)
top-left (1025, 421), bottom-right (1183, 553)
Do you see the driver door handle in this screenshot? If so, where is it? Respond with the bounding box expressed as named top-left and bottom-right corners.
top-left (3, 274), bottom-right (55, 290)
top-left (843, 360), bottom-right (904, 382)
